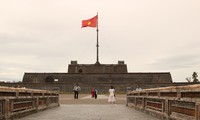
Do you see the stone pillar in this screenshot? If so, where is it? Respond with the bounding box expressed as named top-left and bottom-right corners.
top-left (165, 98), bottom-right (170, 119)
top-left (142, 97), bottom-right (145, 110)
top-left (5, 97), bottom-right (10, 120)
top-left (195, 103), bottom-right (200, 120)
top-left (35, 97), bottom-right (39, 112)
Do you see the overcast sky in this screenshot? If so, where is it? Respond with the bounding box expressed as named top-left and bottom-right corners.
top-left (0, 0), bottom-right (200, 82)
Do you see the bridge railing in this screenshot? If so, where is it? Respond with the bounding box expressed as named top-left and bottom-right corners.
top-left (127, 84), bottom-right (200, 120)
top-left (0, 86), bottom-right (59, 120)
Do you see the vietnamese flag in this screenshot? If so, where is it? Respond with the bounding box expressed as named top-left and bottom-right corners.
top-left (82, 15), bottom-right (98, 28)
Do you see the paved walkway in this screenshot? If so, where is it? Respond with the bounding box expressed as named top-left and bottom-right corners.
top-left (18, 94), bottom-right (159, 120)
top-left (59, 94), bottom-right (127, 105)
top-left (19, 105), bottom-right (159, 120)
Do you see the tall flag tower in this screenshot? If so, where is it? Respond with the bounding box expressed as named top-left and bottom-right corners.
top-left (82, 13), bottom-right (100, 65)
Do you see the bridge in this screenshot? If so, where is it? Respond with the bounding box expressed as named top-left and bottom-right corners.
top-left (18, 94), bottom-right (159, 120)
top-left (1, 84), bottom-right (200, 120)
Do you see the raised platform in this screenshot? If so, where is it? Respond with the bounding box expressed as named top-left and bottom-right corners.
top-left (21, 61), bottom-right (173, 93)
top-left (22, 72), bottom-right (173, 93)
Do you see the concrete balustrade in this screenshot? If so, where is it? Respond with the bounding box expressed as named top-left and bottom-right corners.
top-left (0, 86), bottom-right (59, 120)
top-left (127, 84), bottom-right (200, 120)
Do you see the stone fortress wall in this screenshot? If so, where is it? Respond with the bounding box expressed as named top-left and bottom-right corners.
top-left (20, 61), bottom-right (173, 93)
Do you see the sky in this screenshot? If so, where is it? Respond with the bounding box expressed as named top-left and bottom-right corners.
top-left (0, 0), bottom-right (200, 82)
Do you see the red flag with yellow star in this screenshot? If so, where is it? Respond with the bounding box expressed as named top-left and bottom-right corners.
top-left (82, 15), bottom-right (98, 28)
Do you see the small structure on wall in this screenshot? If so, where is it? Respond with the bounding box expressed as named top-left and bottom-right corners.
top-left (68, 60), bottom-right (127, 74)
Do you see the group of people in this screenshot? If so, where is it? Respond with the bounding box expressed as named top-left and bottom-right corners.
top-left (91, 87), bottom-right (98, 99)
top-left (73, 84), bottom-right (116, 103)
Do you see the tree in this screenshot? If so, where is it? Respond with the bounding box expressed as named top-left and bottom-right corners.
top-left (185, 77), bottom-right (191, 82)
top-left (192, 72), bottom-right (199, 83)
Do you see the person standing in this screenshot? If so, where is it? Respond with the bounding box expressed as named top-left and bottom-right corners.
top-left (108, 86), bottom-right (116, 103)
top-left (73, 84), bottom-right (81, 99)
top-left (91, 88), bottom-right (95, 98)
top-left (94, 88), bottom-right (98, 99)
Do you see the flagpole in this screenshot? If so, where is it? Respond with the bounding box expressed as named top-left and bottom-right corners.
top-left (96, 13), bottom-right (100, 65)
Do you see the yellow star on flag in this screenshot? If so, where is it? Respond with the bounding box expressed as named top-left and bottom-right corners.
top-left (87, 21), bottom-right (91, 25)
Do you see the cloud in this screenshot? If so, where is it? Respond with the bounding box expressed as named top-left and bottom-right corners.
top-left (148, 54), bottom-right (200, 70)
top-left (0, 0), bottom-right (200, 82)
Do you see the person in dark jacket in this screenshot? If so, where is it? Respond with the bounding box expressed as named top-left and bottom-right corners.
top-left (94, 88), bottom-right (98, 99)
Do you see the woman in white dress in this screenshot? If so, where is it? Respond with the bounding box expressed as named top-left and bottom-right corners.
top-left (108, 86), bottom-right (116, 103)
